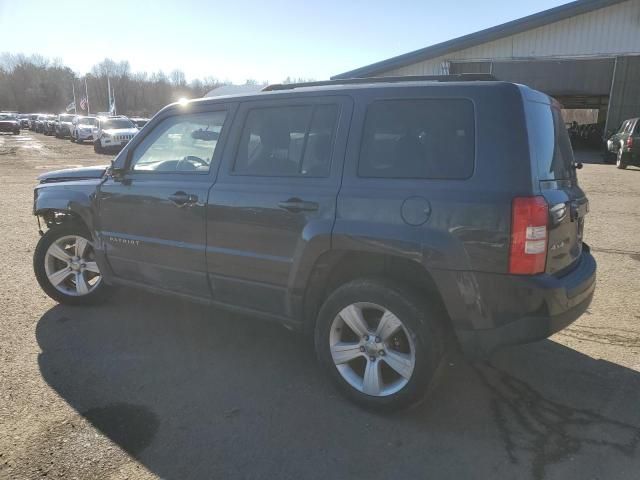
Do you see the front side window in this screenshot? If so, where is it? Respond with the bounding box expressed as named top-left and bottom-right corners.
top-left (130, 111), bottom-right (227, 174)
top-left (233, 104), bottom-right (338, 177)
top-left (358, 99), bottom-right (475, 179)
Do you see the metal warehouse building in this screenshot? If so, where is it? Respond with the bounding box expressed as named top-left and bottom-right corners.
top-left (333, 0), bottom-right (640, 133)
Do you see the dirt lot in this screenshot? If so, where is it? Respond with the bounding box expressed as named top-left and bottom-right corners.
top-left (0, 131), bottom-right (639, 480)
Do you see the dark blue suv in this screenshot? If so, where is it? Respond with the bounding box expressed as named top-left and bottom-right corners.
top-left (32, 76), bottom-right (596, 410)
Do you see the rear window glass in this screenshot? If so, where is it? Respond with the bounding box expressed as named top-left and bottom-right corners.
top-left (358, 99), bottom-right (475, 179)
top-left (526, 102), bottom-right (575, 181)
top-left (233, 104), bottom-right (338, 177)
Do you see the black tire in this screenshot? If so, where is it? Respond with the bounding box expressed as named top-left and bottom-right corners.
top-left (13, 130), bottom-right (19, 135)
top-left (616, 149), bottom-right (628, 169)
top-left (94, 140), bottom-right (103, 153)
top-left (33, 223), bottom-right (112, 305)
top-left (314, 277), bottom-right (445, 411)
top-left (70, 133), bottom-right (76, 143)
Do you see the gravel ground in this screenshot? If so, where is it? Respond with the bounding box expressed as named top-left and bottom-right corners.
top-left (0, 132), bottom-right (639, 480)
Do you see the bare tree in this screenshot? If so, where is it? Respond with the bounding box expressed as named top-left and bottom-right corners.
top-left (0, 52), bottom-right (262, 116)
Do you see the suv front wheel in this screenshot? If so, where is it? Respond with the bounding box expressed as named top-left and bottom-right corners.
top-left (315, 278), bottom-right (445, 411)
top-left (34, 224), bottom-right (111, 305)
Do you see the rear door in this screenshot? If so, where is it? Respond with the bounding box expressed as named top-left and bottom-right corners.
top-left (205, 95), bottom-right (352, 317)
top-left (524, 93), bottom-right (587, 274)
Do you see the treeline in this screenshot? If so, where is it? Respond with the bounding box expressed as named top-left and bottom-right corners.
top-left (0, 53), bottom-right (278, 116)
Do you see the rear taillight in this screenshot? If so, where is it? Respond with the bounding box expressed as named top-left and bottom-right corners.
top-left (509, 196), bottom-right (548, 275)
top-left (627, 136), bottom-right (633, 149)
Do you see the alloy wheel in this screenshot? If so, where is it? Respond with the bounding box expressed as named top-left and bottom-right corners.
top-left (329, 302), bottom-right (416, 397)
top-left (44, 235), bottom-right (101, 296)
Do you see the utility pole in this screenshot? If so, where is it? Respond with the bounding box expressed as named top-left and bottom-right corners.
top-left (72, 83), bottom-right (77, 113)
top-left (84, 78), bottom-right (90, 115)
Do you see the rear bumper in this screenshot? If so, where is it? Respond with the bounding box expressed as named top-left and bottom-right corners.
top-left (445, 246), bottom-right (596, 356)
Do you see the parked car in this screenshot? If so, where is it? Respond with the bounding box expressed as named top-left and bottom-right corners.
top-left (70, 115), bottom-right (97, 143)
top-left (55, 114), bottom-right (75, 138)
top-left (32, 77), bottom-right (596, 411)
top-left (130, 117), bottom-right (150, 128)
top-left (34, 114), bottom-right (54, 133)
top-left (28, 113), bottom-right (41, 130)
top-left (42, 115), bottom-right (58, 136)
top-left (92, 116), bottom-right (139, 153)
top-left (0, 112), bottom-right (21, 134)
top-left (606, 117), bottom-right (640, 169)
top-left (18, 114), bottom-right (31, 129)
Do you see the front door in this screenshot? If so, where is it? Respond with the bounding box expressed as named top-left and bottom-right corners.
top-left (206, 96), bottom-right (353, 317)
top-left (97, 106), bottom-right (232, 299)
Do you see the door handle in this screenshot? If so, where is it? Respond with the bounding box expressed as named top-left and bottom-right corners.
top-left (168, 191), bottom-right (198, 207)
top-left (278, 198), bottom-right (319, 213)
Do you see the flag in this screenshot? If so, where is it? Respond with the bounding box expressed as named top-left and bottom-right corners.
top-left (80, 96), bottom-right (88, 111)
top-left (109, 96), bottom-right (116, 115)
top-left (65, 101), bottom-right (76, 113)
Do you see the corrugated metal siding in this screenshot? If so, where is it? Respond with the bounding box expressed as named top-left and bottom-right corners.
top-left (607, 56), bottom-right (640, 128)
top-left (380, 0), bottom-right (640, 76)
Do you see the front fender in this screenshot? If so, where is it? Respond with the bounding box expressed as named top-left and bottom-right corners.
top-left (33, 182), bottom-right (99, 238)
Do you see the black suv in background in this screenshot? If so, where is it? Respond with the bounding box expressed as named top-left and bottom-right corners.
top-left (607, 117), bottom-right (640, 169)
top-left (0, 112), bottom-right (21, 134)
top-left (32, 76), bottom-right (596, 410)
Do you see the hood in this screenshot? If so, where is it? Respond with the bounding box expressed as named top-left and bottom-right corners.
top-left (38, 165), bottom-right (109, 183)
top-left (103, 128), bottom-right (139, 135)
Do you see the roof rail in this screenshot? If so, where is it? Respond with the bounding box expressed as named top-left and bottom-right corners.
top-left (262, 74), bottom-right (497, 91)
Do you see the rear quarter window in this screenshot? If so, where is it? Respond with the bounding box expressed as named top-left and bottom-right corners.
top-left (358, 98), bottom-right (475, 179)
top-left (526, 101), bottom-right (575, 181)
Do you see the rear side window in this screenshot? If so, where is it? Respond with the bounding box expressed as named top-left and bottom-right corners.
top-left (358, 99), bottom-right (475, 179)
top-left (526, 101), bottom-right (575, 181)
top-left (233, 104), bottom-right (339, 177)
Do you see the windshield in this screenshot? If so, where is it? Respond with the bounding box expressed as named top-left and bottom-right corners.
top-left (78, 117), bottom-right (96, 126)
top-left (59, 115), bottom-right (74, 122)
top-left (102, 118), bottom-right (134, 129)
top-left (0, 114), bottom-right (17, 121)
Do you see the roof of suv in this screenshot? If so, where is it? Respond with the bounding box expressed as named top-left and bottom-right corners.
top-left (178, 75), bottom-right (528, 107)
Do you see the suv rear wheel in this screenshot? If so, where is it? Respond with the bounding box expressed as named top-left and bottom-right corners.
top-left (315, 278), bottom-right (445, 411)
top-left (616, 148), bottom-right (629, 169)
top-left (34, 224), bottom-right (111, 305)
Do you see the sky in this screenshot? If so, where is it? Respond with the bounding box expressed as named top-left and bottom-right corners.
top-left (0, 0), bottom-right (569, 84)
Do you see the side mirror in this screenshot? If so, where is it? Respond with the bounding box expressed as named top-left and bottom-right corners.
top-left (109, 158), bottom-right (128, 181)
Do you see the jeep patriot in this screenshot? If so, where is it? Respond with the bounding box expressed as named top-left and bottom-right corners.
top-left (32, 76), bottom-right (596, 410)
